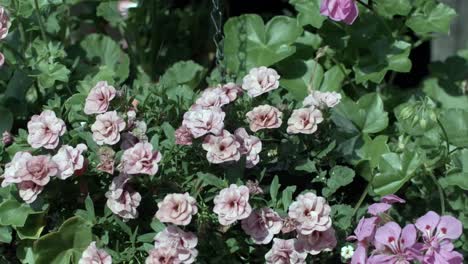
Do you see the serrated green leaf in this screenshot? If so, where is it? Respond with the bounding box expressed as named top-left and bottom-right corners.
top-left (406, 2), bottom-right (457, 35)
top-left (439, 108), bottom-right (468, 147)
top-left (322, 166), bottom-right (355, 197)
top-left (289, 0), bottom-right (326, 28)
top-left (278, 59), bottom-right (323, 100)
top-left (0, 200), bottom-right (35, 227)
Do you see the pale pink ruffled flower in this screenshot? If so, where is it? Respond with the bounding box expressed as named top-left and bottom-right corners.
top-left (97, 147), bottom-right (115, 174)
top-left (303, 91), bottom-right (342, 109)
top-left (286, 108), bottom-right (324, 134)
top-left (0, 7), bottom-right (9, 40)
top-left (120, 142), bottom-right (162, 175)
top-left (295, 228), bottom-right (337, 255)
top-left (146, 246), bottom-right (180, 264)
top-left (84, 81), bottom-right (116, 115)
top-left (105, 174), bottom-right (141, 220)
top-left (52, 144), bottom-right (88, 180)
top-left (18, 181), bottom-right (43, 204)
top-left (78, 242), bottom-right (112, 264)
top-left (195, 87), bottom-right (231, 108)
top-left (246, 105), bottom-right (283, 132)
top-left (175, 125), bottom-right (193, 146)
top-left (265, 238), bottom-right (307, 264)
top-left (17, 155), bottom-right (57, 187)
top-left (213, 184), bottom-right (252, 225)
top-left (1, 152), bottom-right (32, 187)
top-left (242, 67), bottom-right (280, 97)
top-left (288, 192), bottom-right (332, 235)
top-left (320, 0), bottom-right (359, 25)
top-left (154, 225), bottom-right (198, 263)
top-left (221, 83), bottom-right (243, 102)
top-left (234, 128), bottom-right (262, 168)
top-left (202, 130), bottom-right (241, 164)
top-left (27, 110), bottom-right (66, 149)
top-left (155, 193), bottom-right (198, 226)
top-left (91, 111), bottom-right (126, 145)
top-left (182, 106), bottom-right (225, 138)
top-left (118, 0), bottom-right (138, 18)
top-left (241, 208), bottom-right (283, 244)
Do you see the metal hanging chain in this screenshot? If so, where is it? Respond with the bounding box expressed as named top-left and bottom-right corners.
top-left (210, 0), bottom-right (226, 82)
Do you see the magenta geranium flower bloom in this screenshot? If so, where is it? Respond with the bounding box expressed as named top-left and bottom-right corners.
top-left (415, 211), bottom-right (464, 264)
top-left (368, 222), bottom-right (419, 264)
top-left (368, 194), bottom-right (406, 216)
top-left (347, 217), bottom-right (378, 264)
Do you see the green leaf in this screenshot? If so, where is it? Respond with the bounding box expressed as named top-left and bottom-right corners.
top-left (353, 40), bottom-right (412, 84)
top-left (406, 2), bottom-right (457, 35)
top-left (439, 109), bottom-right (468, 148)
top-left (331, 204), bottom-right (353, 231)
top-left (322, 166), bottom-right (355, 197)
top-left (278, 59), bottom-right (323, 100)
top-left (374, 0), bottom-right (411, 18)
top-left (295, 159), bottom-right (317, 173)
top-left (373, 151), bottom-right (423, 195)
top-left (36, 61), bottom-right (70, 89)
top-left (334, 93), bottom-right (389, 134)
top-left (0, 107), bottom-right (13, 134)
top-left (423, 79), bottom-right (468, 110)
top-left (224, 14), bottom-right (303, 74)
top-left (281, 186), bottom-right (297, 211)
top-left (320, 65), bottom-right (346, 92)
top-left (97, 2), bottom-right (123, 26)
top-left (160, 61), bottom-right (206, 104)
top-left (357, 134), bottom-right (390, 168)
top-left (289, 0), bottom-right (326, 28)
top-left (33, 216), bottom-right (93, 264)
top-left (0, 200), bottom-right (35, 227)
top-left (270, 176), bottom-right (281, 205)
top-left (150, 219), bottom-right (166, 233)
top-left (0, 226), bottom-right (12, 243)
top-left (80, 34), bottom-right (130, 83)
top-left (439, 149), bottom-right (468, 190)
top-left (16, 212), bottom-right (46, 240)
top-left (439, 173), bottom-right (468, 191)
top-left (196, 172), bottom-right (227, 189)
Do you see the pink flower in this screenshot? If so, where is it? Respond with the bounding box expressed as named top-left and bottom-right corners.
top-left (146, 246), bottom-right (180, 264)
top-left (287, 107), bottom-right (324, 134)
top-left (241, 208), bottom-right (283, 244)
top-left (2, 131), bottom-right (13, 146)
top-left (320, 0), bottom-right (359, 25)
top-left (213, 184), bottom-right (252, 225)
top-left (84, 81), bottom-right (116, 115)
top-left (118, 0), bottom-right (138, 18)
top-left (347, 216), bottom-right (379, 264)
top-left (154, 225), bottom-right (198, 263)
top-left (234, 128), bottom-right (262, 168)
top-left (175, 125), bottom-right (193, 146)
top-left (202, 130), bottom-right (241, 164)
top-left (195, 87), bottom-right (231, 108)
top-left (97, 147), bottom-right (115, 174)
top-left (0, 7), bottom-right (9, 40)
top-left (18, 155), bottom-right (58, 187)
top-left (295, 228), bottom-right (337, 255)
top-left (105, 174), bottom-right (141, 220)
top-left (221, 83), bottom-right (243, 102)
top-left (288, 192), bottom-right (332, 235)
top-left (27, 110), bottom-right (66, 149)
top-left (246, 105), bottom-right (283, 132)
top-left (1, 151), bottom-right (31, 187)
top-left (120, 142), bottom-right (162, 175)
top-left (303, 91), bottom-right (342, 109)
top-left (18, 181), bottom-right (43, 204)
top-left (242, 67), bottom-right (280, 97)
top-left (91, 111), bottom-right (126, 145)
top-left (246, 180), bottom-right (263, 195)
top-left (182, 106), bottom-right (225, 138)
top-left (78, 242), bottom-right (112, 264)
top-left (368, 194), bottom-right (406, 216)
top-left (52, 144), bottom-right (88, 180)
top-left (415, 211), bottom-right (463, 264)
top-left (155, 193), bottom-right (198, 226)
top-left (368, 222), bottom-right (419, 264)
top-left (265, 238), bottom-right (307, 264)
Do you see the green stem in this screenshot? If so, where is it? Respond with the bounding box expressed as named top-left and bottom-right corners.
top-left (351, 175), bottom-right (374, 218)
top-left (356, 0), bottom-right (373, 11)
top-left (436, 117), bottom-right (450, 158)
top-left (429, 172), bottom-right (446, 214)
top-left (34, 0), bottom-right (47, 41)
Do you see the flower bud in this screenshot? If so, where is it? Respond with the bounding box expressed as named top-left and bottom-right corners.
top-left (2, 131), bottom-right (13, 146)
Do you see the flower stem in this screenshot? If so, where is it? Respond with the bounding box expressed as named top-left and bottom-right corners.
top-left (352, 175), bottom-right (374, 218)
top-left (34, 0), bottom-right (47, 41)
top-left (429, 172), bottom-right (446, 214)
top-left (356, 0), bottom-right (373, 11)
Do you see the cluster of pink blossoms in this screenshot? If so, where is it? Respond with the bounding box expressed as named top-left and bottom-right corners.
top-left (320, 0), bottom-right (359, 25)
top-left (78, 242), bottom-right (112, 264)
top-left (1, 110), bottom-right (89, 203)
top-left (176, 66), bottom-right (341, 167)
top-left (348, 195), bottom-right (464, 264)
top-left (83, 81), bottom-right (162, 220)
